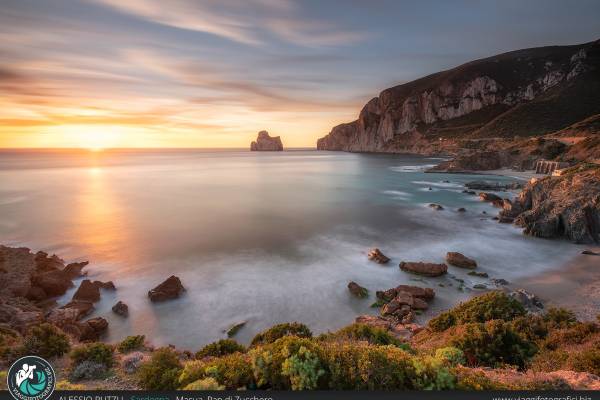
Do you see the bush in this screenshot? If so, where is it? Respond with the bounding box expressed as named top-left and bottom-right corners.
top-left (56, 380), bottom-right (86, 390)
top-left (434, 347), bottom-right (465, 367)
top-left (0, 371), bottom-right (6, 390)
top-left (453, 366), bottom-right (508, 390)
top-left (117, 335), bottom-right (145, 353)
top-left (411, 356), bottom-right (456, 390)
top-left (570, 349), bottom-right (600, 376)
top-left (544, 308), bottom-right (577, 328)
top-left (251, 322), bottom-right (312, 346)
top-left (543, 322), bottom-right (598, 350)
top-left (449, 320), bottom-right (537, 369)
top-left (179, 353), bottom-right (253, 390)
top-left (319, 341), bottom-right (416, 390)
top-left (183, 377), bottom-right (225, 390)
top-left (196, 339), bottom-right (245, 359)
top-left (324, 323), bottom-right (410, 350)
top-left (138, 347), bottom-right (182, 390)
top-left (20, 323), bottom-right (70, 359)
top-left (509, 315), bottom-right (549, 342)
top-left (69, 361), bottom-right (108, 381)
top-left (282, 346), bottom-right (325, 390)
top-left (428, 292), bottom-right (525, 332)
top-left (70, 342), bottom-right (114, 368)
top-left (121, 352), bottom-right (145, 374)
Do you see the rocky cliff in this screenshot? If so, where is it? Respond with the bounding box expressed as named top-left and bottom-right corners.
top-left (317, 40), bottom-right (600, 153)
top-left (251, 130), bottom-right (283, 151)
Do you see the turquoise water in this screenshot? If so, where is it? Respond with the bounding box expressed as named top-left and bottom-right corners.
top-left (0, 149), bottom-right (579, 349)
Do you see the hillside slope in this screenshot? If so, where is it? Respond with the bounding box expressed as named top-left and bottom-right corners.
top-left (317, 40), bottom-right (600, 153)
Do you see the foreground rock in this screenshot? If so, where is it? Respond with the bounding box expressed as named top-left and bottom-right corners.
top-left (400, 261), bottom-right (447, 277)
top-left (502, 165), bottom-right (600, 243)
top-left (72, 280), bottom-right (101, 302)
top-left (465, 181), bottom-right (523, 191)
top-left (374, 284), bottom-right (435, 325)
top-left (376, 284), bottom-right (435, 302)
top-left (479, 192), bottom-right (502, 203)
top-left (355, 315), bottom-right (424, 340)
top-left (347, 281), bottom-right (368, 298)
top-left (367, 248), bottom-right (390, 264)
top-left (148, 275), bottom-right (185, 302)
top-left (250, 130), bottom-right (283, 151)
top-left (509, 289), bottom-right (544, 314)
top-left (446, 252), bottom-right (478, 269)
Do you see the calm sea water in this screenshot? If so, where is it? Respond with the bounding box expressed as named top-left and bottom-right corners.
top-left (0, 149), bottom-right (579, 349)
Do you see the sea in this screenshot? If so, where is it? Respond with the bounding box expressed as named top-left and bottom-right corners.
top-left (0, 149), bottom-right (580, 349)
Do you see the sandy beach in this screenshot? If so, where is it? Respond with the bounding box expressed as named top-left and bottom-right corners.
top-left (518, 245), bottom-right (600, 321)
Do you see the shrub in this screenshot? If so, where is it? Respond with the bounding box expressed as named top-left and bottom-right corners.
top-left (56, 380), bottom-right (86, 390)
top-left (325, 323), bottom-right (410, 350)
top-left (529, 349), bottom-right (570, 372)
top-left (179, 353), bottom-right (253, 390)
top-left (453, 366), bottom-right (508, 390)
top-left (411, 356), bottom-right (456, 390)
top-left (251, 322), bottom-right (312, 346)
top-left (449, 320), bottom-right (537, 369)
top-left (117, 335), bottom-right (145, 353)
top-left (183, 377), bottom-right (225, 390)
top-left (121, 352), bottom-right (145, 374)
top-left (282, 346), bottom-right (325, 390)
top-left (570, 348), bottom-right (600, 376)
top-left (428, 292), bottom-right (525, 332)
top-left (20, 323), bottom-right (70, 359)
top-left (69, 361), bottom-right (108, 381)
top-left (434, 347), bottom-right (465, 367)
top-left (544, 308), bottom-right (577, 328)
top-left (509, 315), bottom-right (549, 342)
top-left (138, 347), bottom-right (182, 390)
top-left (543, 322), bottom-right (598, 350)
top-left (196, 339), bottom-right (245, 359)
top-left (0, 371), bottom-right (6, 390)
top-left (70, 342), bottom-right (114, 368)
top-left (319, 341), bottom-right (416, 390)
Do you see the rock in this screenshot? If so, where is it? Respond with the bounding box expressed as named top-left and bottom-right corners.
top-left (63, 261), bottom-right (88, 279)
top-left (121, 352), bottom-right (146, 374)
top-left (446, 252), bottom-right (478, 269)
top-left (31, 269), bottom-right (73, 297)
top-left (250, 130), bottom-right (283, 151)
top-left (411, 297), bottom-right (429, 310)
top-left (355, 315), bottom-right (392, 330)
top-left (348, 281), bottom-right (368, 298)
top-left (492, 278), bottom-right (509, 286)
top-left (382, 301), bottom-right (411, 318)
top-left (61, 300), bottom-right (95, 319)
top-left (473, 284), bottom-right (487, 289)
top-left (468, 271), bottom-right (489, 278)
top-left (94, 280), bottom-right (116, 290)
top-left (46, 307), bottom-right (80, 327)
top-left (512, 166), bottom-right (600, 244)
top-left (509, 289), bottom-right (544, 314)
top-left (25, 286), bottom-right (48, 302)
top-left (457, 208), bottom-right (467, 212)
top-left (389, 322), bottom-right (424, 340)
top-left (85, 317), bottom-right (108, 335)
top-left (479, 192), bottom-right (502, 202)
top-left (429, 203), bottom-right (444, 210)
top-left (582, 250), bottom-right (600, 256)
top-left (367, 248), bottom-right (390, 264)
top-left (463, 190), bottom-right (477, 195)
top-left (34, 251), bottom-right (64, 272)
top-left (226, 322), bottom-right (245, 337)
top-left (148, 275), bottom-right (185, 302)
top-left (112, 301), bottom-right (129, 317)
top-left (400, 261), bottom-right (447, 277)
top-left (465, 181), bottom-right (523, 191)
top-left (377, 285), bottom-right (435, 301)
top-left (72, 279), bottom-right (100, 302)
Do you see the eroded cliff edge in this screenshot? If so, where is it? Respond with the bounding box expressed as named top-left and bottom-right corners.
top-left (317, 40), bottom-right (600, 154)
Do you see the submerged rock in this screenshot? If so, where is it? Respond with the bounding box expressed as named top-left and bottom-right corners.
top-left (446, 252), bottom-right (478, 269)
top-left (429, 203), bottom-right (444, 211)
top-left (582, 250), bottom-right (600, 255)
top-left (399, 261), bottom-right (447, 277)
top-left (112, 301), bottom-right (129, 317)
top-left (148, 275), bottom-right (185, 302)
top-left (250, 130), bottom-right (283, 151)
top-left (226, 322), bottom-right (246, 337)
top-left (368, 248), bottom-right (390, 264)
top-left (348, 281), bottom-right (368, 298)
top-left (479, 192), bottom-right (502, 202)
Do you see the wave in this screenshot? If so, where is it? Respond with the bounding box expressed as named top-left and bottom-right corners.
top-left (412, 180), bottom-right (463, 189)
top-left (389, 164), bottom-right (436, 172)
top-left (382, 190), bottom-right (413, 199)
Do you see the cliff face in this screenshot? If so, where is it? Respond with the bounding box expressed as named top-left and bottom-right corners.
top-left (251, 130), bottom-right (283, 151)
top-left (317, 40), bottom-right (600, 153)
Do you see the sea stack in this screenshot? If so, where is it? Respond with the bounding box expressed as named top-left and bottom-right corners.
top-left (250, 130), bottom-right (283, 151)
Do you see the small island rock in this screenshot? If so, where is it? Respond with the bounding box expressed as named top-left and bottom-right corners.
top-left (446, 252), bottom-right (478, 269)
top-left (368, 248), bottom-right (390, 264)
top-left (348, 281), bottom-right (368, 298)
top-left (112, 301), bottom-right (129, 317)
top-left (399, 261), bottom-right (447, 277)
top-left (148, 275), bottom-right (185, 302)
top-left (250, 130), bottom-right (283, 151)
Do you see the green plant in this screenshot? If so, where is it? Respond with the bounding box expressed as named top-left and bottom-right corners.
top-left (453, 366), bottom-right (508, 390)
top-left (544, 308), bottom-right (577, 328)
top-left (56, 380), bottom-right (86, 390)
top-left (0, 371), bottom-right (6, 390)
top-left (196, 339), bottom-right (245, 359)
top-left (411, 356), bottom-right (456, 390)
top-left (70, 342), bottom-right (114, 368)
top-left (570, 348), bottom-right (600, 375)
top-left (251, 323), bottom-right (312, 346)
top-left (138, 347), bottom-right (182, 390)
top-left (544, 322), bottom-right (598, 349)
top-left (325, 323), bottom-right (410, 350)
top-left (428, 292), bottom-right (525, 332)
top-left (434, 347), bottom-right (465, 367)
top-left (281, 346), bottom-right (325, 390)
top-left (183, 377), bottom-right (225, 390)
top-left (117, 335), bottom-right (145, 353)
top-left (449, 320), bottom-right (537, 369)
top-left (20, 323), bottom-right (70, 359)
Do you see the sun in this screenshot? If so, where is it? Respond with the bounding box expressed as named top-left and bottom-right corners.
top-left (54, 125), bottom-right (122, 150)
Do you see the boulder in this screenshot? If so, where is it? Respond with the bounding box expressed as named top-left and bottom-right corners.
top-left (112, 301), bottom-right (129, 317)
top-left (30, 269), bottom-right (72, 297)
top-left (93, 280), bottom-right (116, 290)
top-left (376, 285), bottom-right (435, 301)
top-left (429, 203), bottom-right (444, 211)
top-left (250, 130), bottom-right (283, 151)
top-left (446, 252), bottom-right (478, 269)
top-left (34, 251), bottom-right (64, 272)
top-left (86, 317), bottom-right (108, 335)
top-left (479, 192), bottom-right (502, 202)
top-left (63, 261), bottom-right (88, 279)
top-left (148, 275), bottom-right (185, 302)
top-left (367, 248), bottom-right (390, 264)
top-left (457, 208), bottom-right (467, 212)
top-left (509, 289), bottom-right (544, 314)
top-left (582, 250), bottom-right (600, 256)
top-left (25, 286), bottom-right (48, 302)
top-left (347, 281), bottom-right (368, 298)
top-left (61, 300), bottom-right (95, 320)
top-left (355, 315), bottom-right (392, 330)
top-left (72, 279), bottom-right (100, 302)
top-left (399, 261), bottom-right (447, 277)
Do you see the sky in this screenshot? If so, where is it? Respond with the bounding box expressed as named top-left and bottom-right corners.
top-left (1, 0), bottom-right (599, 149)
